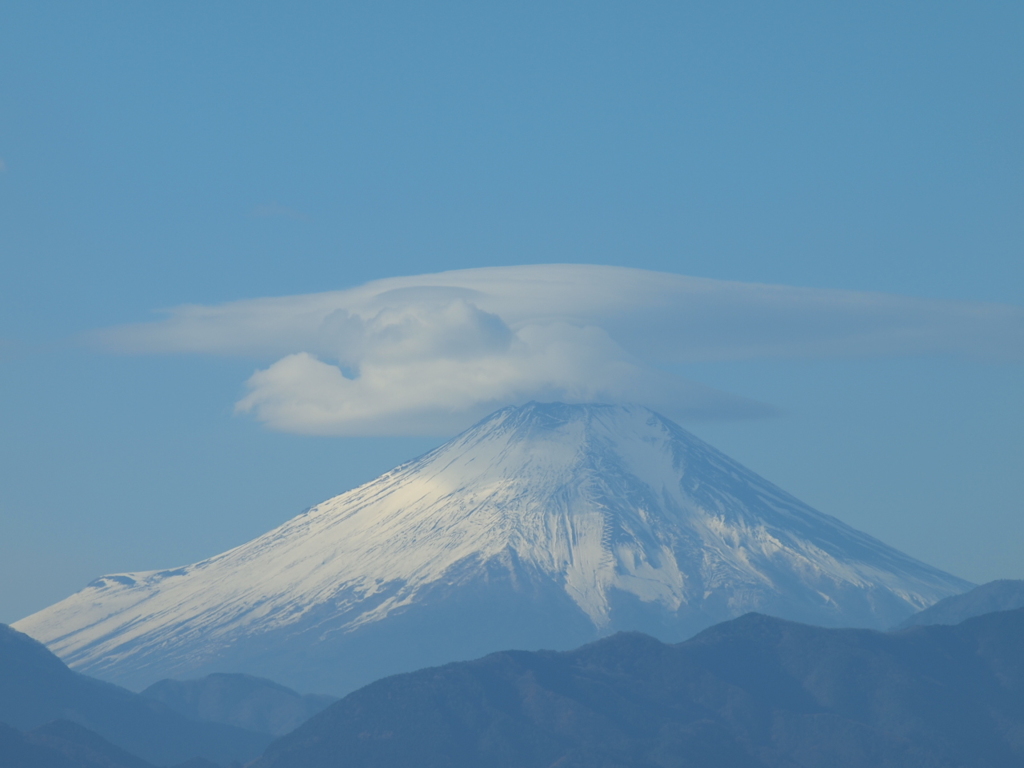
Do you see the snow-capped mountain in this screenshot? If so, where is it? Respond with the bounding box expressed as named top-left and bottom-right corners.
top-left (15, 403), bottom-right (971, 694)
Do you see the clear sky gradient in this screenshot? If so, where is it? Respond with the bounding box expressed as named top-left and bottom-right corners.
top-left (1, 2), bottom-right (1022, 623)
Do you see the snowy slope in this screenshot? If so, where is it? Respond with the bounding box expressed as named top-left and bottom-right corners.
top-left (15, 403), bottom-right (971, 694)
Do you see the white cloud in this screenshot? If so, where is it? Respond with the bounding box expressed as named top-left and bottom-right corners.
top-left (235, 323), bottom-right (771, 435)
top-left (93, 265), bottom-right (1024, 435)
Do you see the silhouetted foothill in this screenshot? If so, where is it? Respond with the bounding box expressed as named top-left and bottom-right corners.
top-left (254, 608), bottom-right (1024, 768)
top-left (0, 623), bottom-right (270, 766)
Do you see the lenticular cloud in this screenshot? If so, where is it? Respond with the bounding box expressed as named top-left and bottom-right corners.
top-left (94, 264), bottom-right (1024, 435)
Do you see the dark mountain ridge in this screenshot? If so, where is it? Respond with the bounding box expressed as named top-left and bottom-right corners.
top-left (256, 607), bottom-right (1024, 768)
top-left (0, 623), bottom-right (270, 766)
top-left (0, 720), bottom-right (145, 768)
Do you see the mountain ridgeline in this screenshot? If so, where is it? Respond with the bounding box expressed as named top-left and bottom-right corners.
top-left (894, 578), bottom-right (1024, 629)
top-left (3, 590), bottom-right (1022, 767)
top-left (15, 403), bottom-right (971, 695)
top-left (141, 673), bottom-right (336, 737)
top-left (0, 719), bottom-right (162, 768)
top-left (254, 608), bottom-right (1024, 768)
top-left (0, 623), bottom-right (270, 766)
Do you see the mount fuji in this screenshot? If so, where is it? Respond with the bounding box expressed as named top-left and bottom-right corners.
top-left (15, 403), bottom-right (971, 695)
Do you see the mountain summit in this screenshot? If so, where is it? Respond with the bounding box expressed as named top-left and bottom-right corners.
top-left (15, 403), bottom-right (970, 694)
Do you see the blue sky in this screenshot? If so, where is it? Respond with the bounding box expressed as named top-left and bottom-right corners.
top-left (1, 1), bottom-right (1022, 623)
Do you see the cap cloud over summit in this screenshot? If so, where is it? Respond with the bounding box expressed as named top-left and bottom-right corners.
top-left (93, 265), bottom-right (1024, 435)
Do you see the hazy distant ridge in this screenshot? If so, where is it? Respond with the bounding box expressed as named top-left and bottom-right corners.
top-left (895, 579), bottom-right (1024, 629)
top-left (142, 673), bottom-right (336, 737)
